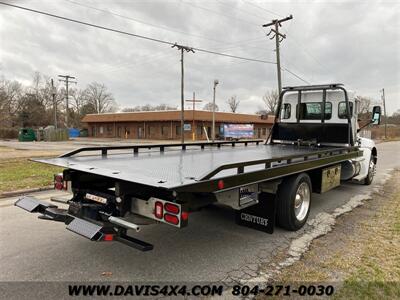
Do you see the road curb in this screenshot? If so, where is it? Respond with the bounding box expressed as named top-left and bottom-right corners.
top-left (0, 186), bottom-right (53, 199)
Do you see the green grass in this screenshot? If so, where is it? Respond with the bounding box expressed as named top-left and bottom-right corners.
top-left (334, 192), bottom-right (400, 299)
top-left (0, 159), bottom-right (63, 193)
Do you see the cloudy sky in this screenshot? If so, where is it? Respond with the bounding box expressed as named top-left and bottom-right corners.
top-left (0, 0), bottom-right (399, 114)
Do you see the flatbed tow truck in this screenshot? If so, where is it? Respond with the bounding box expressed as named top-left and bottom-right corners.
top-left (15, 84), bottom-right (381, 251)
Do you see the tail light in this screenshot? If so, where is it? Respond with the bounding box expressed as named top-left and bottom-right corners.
top-left (164, 214), bottom-right (179, 225)
top-left (164, 203), bottom-right (180, 214)
top-left (54, 173), bottom-right (65, 190)
top-left (154, 201), bottom-right (163, 219)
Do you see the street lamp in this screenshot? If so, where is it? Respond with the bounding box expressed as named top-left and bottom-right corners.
top-left (212, 79), bottom-right (219, 142)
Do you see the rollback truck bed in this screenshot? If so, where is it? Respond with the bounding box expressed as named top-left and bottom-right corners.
top-left (15, 84), bottom-right (380, 251)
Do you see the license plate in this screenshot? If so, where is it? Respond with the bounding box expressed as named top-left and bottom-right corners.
top-left (85, 193), bottom-right (107, 204)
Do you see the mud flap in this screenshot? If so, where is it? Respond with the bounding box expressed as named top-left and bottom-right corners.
top-left (235, 192), bottom-right (276, 234)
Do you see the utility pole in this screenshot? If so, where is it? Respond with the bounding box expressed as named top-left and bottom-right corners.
top-left (51, 79), bottom-right (57, 129)
top-left (172, 43), bottom-right (194, 144)
top-left (58, 74), bottom-right (77, 128)
top-left (185, 92), bottom-right (203, 141)
top-left (212, 79), bottom-right (219, 142)
top-left (262, 15), bottom-right (293, 93)
top-left (381, 88), bottom-right (387, 139)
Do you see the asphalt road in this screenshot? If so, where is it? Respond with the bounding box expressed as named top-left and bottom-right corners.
top-left (0, 141), bottom-right (399, 283)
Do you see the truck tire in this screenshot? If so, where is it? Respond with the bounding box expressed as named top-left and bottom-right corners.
top-left (276, 173), bottom-right (312, 231)
top-left (364, 156), bottom-right (376, 185)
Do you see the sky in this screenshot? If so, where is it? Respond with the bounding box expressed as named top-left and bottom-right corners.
top-left (0, 0), bottom-right (399, 114)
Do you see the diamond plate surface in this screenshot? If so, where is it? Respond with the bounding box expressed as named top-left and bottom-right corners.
top-left (66, 218), bottom-right (103, 240)
top-left (15, 196), bottom-right (53, 212)
top-left (35, 144), bottom-right (337, 189)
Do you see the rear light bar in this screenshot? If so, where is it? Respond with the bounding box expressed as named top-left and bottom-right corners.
top-left (149, 199), bottom-right (188, 228)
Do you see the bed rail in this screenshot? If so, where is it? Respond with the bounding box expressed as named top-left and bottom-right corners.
top-left (59, 139), bottom-right (264, 158)
top-left (199, 146), bottom-right (359, 180)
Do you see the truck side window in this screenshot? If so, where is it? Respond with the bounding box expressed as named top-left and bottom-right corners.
top-left (338, 101), bottom-right (353, 119)
top-left (281, 103), bottom-right (291, 119)
top-left (298, 102), bottom-right (332, 120)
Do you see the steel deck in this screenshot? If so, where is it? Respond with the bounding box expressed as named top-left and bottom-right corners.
top-left (34, 144), bottom-right (347, 189)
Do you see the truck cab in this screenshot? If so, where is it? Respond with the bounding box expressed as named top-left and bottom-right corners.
top-left (272, 83), bottom-right (379, 184)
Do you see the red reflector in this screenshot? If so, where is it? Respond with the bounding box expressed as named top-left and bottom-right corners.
top-left (54, 182), bottom-right (64, 190)
top-left (181, 211), bottom-right (189, 221)
top-left (154, 201), bottom-right (163, 219)
top-left (164, 213), bottom-right (179, 225)
top-left (54, 174), bottom-right (63, 182)
top-left (217, 180), bottom-right (225, 190)
top-left (164, 203), bottom-right (180, 214)
top-left (103, 234), bottom-right (114, 241)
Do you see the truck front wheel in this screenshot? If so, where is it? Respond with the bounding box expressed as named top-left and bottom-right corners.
top-left (364, 157), bottom-right (376, 185)
top-left (276, 173), bottom-right (312, 231)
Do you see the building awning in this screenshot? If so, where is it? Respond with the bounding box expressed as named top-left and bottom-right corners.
top-left (82, 110), bottom-right (274, 124)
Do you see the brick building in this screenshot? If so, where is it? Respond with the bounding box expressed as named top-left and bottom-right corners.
top-left (82, 110), bottom-right (274, 140)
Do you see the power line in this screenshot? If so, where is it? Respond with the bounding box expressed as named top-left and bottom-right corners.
top-left (181, 1), bottom-right (260, 27)
top-left (65, 0), bottom-right (230, 45)
top-left (282, 67), bottom-right (310, 84)
top-left (242, 0), bottom-right (284, 18)
top-left (0, 2), bottom-right (310, 84)
top-left (215, 0), bottom-right (266, 21)
top-left (0, 2), bottom-right (275, 65)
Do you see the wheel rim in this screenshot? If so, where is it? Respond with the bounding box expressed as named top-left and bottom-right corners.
top-left (368, 160), bottom-right (376, 181)
top-left (294, 182), bottom-right (310, 221)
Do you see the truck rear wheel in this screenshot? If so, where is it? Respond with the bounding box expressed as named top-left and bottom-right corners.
top-left (276, 173), bottom-right (312, 231)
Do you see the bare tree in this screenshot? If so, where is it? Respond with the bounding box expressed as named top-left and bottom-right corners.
top-left (226, 95), bottom-right (240, 113)
top-left (83, 82), bottom-right (117, 113)
top-left (122, 104), bottom-right (177, 112)
top-left (0, 77), bottom-right (24, 127)
top-left (262, 89), bottom-right (279, 114)
top-left (355, 95), bottom-right (372, 114)
top-left (203, 102), bottom-right (219, 112)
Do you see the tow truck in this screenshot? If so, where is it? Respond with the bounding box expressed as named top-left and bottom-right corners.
top-left (15, 84), bottom-right (381, 251)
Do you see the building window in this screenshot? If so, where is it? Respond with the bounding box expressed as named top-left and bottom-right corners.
top-left (161, 126), bottom-right (169, 137)
top-left (147, 126), bottom-right (155, 137)
top-left (107, 125), bottom-right (113, 133)
top-left (197, 125), bottom-right (203, 136)
top-left (262, 128), bottom-right (267, 135)
top-left (99, 126), bottom-right (104, 134)
top-left (176, 125), bottom-right (181, 136)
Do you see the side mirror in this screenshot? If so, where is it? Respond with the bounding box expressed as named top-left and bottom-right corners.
top-left (371, 106), bottom-right (381, 125)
